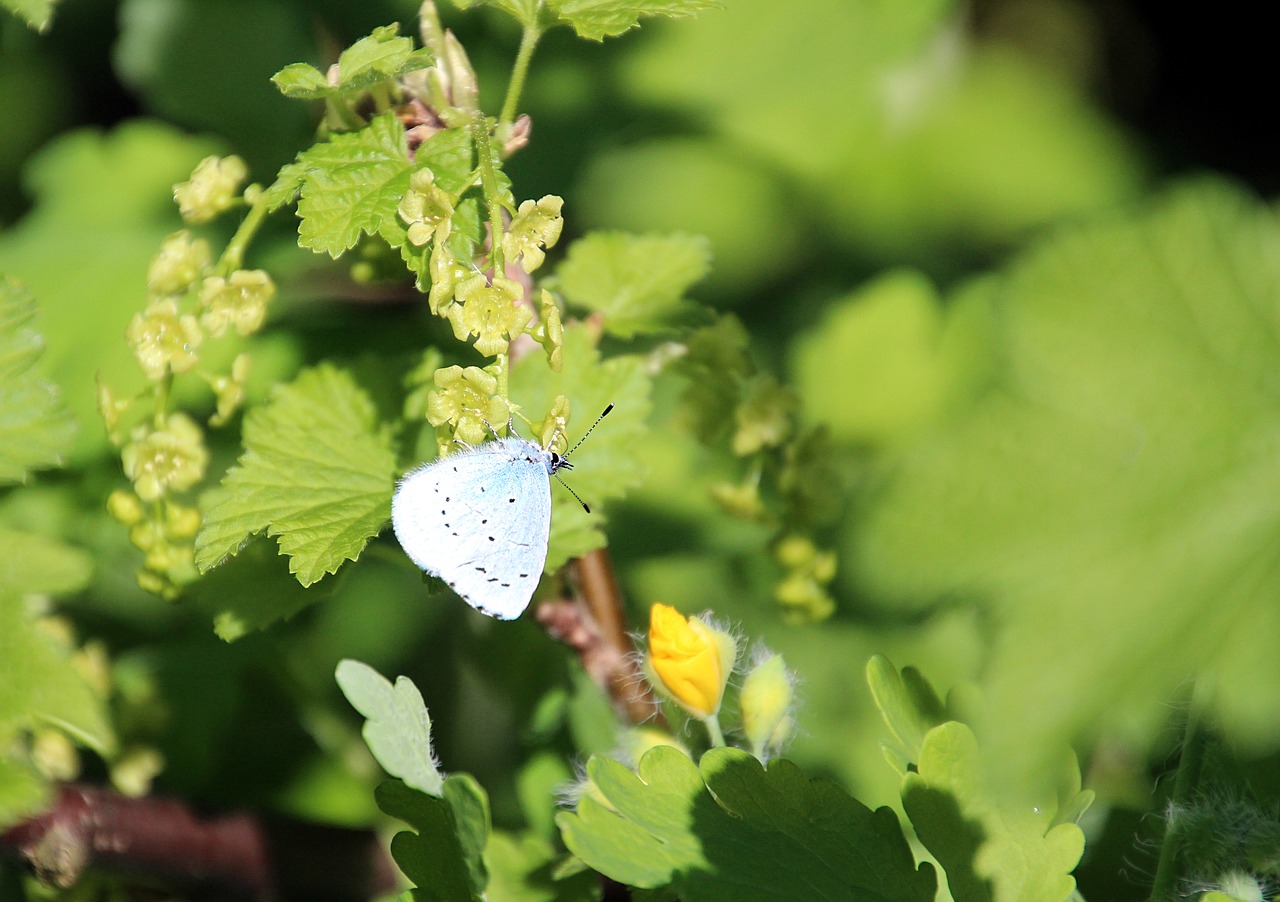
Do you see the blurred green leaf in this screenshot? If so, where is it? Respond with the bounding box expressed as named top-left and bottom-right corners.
top-left (508, 324), bottom-right (652, 569)
top-left (0, 277), bottom-right (74, 484)
top-left (195, 364), bottom-right (398, 586)
top-left (554, 232), bottom-right (711, 337)
top-left (2, 0), bottom-right (57, 31)
top-left (378, 775), bottom-right (491, 901)
top-left (548, 0), bottom-right (722, 41)
top-left (790, 269), bottom-right (993, 446)
top-left (485, 830), bottom-right (598, 902)
top-left (0, 122), bottom-right (215, 461)
top-left (0, 756), bottom-right (47, 829)
top-left (336, 659), bottom-right (444, 797)
top-left (0, 532), bottom-right (112, 768)
top-left (290, 113), bottom-right (414, 257)
top-left (853, 179), bottom-right (1280, 781)
top-left (190, 540), bottom-right (329, 640)
top-left (557, 745), bottom-right (937, 899)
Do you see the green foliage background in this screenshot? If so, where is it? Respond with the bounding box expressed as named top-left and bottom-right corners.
top-left (2, 0), bottom-right (1277, 899)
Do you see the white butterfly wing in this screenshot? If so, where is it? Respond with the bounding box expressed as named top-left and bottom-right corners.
top-left (391, 438), bottom-right (553, 620)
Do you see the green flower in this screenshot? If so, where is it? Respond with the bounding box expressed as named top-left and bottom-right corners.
top-left (127, 299), bottom-right (203, 380)
top-left (530, 289), bottom-right (564, 372)
top-left (147, 231), bottom-right (212, 296)
top-left (399, 168), bottom-right (455, 247)
top-left (426, 365), bottom-right (511, 447)
top-left (502, 195), bottom-right (564, 273)
top-left (174, 155), bottom-right (248, 223)
top-left (446, 275), bottom-right (532, 357)
top-left (121, 414), bottom-right (209, 501)
top-left (535, 394), bottom-right (572, 452)
top-left (199, 269), bottom-right (275, 337)
top-left (428, 241), bottom-right (468, 315)
top-left (209, 354), bottom-right (250, 426)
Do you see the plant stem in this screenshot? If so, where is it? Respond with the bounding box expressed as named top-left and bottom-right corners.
top-left (704, 715), bottom-right (726, 749)
top-left (499, 23), bottom-right (542, 128)
top-left (470, 111), bottom-right (507, 275)
top-left (1147, 679), bottom-right (1213, 902)
top-left (221, 190), bottom-right (271, 273)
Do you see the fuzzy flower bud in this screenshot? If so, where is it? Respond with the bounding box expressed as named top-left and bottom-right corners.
top-left (502, 195), bottom-right (564, 273)
top-left (121, 414), bottom-right (208, 501)
top-left (646, 603), bottom-right (737, 719)
top-left (739, 652), bottom-right (797, 760)
top-left (127, 299), bottom-right (203, 380)
top-left (447, 275), bottom-right (532, 357)
top-left (174, 155), bottom-right (248, 223)
top-left (426, 365), bottom-right (510, 447)
top-left (147, 231), bottom-right (212, 296)
top-left (199, 269), bottom-right (274, 337)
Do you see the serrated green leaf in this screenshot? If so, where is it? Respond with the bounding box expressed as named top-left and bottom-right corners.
top-left (852, 180), bottom-right (1280, 784)
top-left (902, 723), bottom-right (1085, 902)
top-left (3, 0), bottom-right (57, 30)
top-left (548, 0), bottom-right (721, 40)
top-left (558, 746), bottom-right (936, 900)
top-left (335, 25), bottom-right (434, 95)
top-left (195, 364), bottom-right (398, 586)
top-left (555, 232), bottom-right (711, 338)
top-left (189, 540), bottom-right (330, 640)
top-left (378, 775), bottom-right (491, 900)
top-left (271, 62), bottom-right (332, 99)
top-left (291, 113), bottom-right (414, 257)
top-left (336, 659), bottom-right (443, 797)
top-left (450, 0), bottom-right (542, 28)
top-left (0, 277), bottom-right (75, 484)
top-left (508, 324), bottom-right (652, 569)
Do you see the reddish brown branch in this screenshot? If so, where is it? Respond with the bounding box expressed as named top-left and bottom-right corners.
top-left (1, 784), bottom-right (396, 900)
top-left (539, 548), bottom-right (663, 727)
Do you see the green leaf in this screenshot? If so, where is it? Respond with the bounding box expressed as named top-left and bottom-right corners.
top-left (189, 540), bottom-right (330, 640)
top-left (557, 746), bottom-right (936, 900)
top-left (508, 324), bottom-right (652, 569)
top-left (852, 180), bottom-right (1280, 783)
top-left (0, 123), bottom-right (216, 462)
top-left (868, 659), bottom-right (1089, 902)
top-left (271, 62), bottom-right (331, 99)
top-left (554, 232), bottom-right (711, 338)
top-left (485, 830), bottom-right (599, 902)
top-left (195, 364), bottom-right (398, 586)
top-left (291, 113), bottom-right (414, 257)
top-left (335, 25), bottom-right (434, 95)
top-left (903, 723), bottom-right (1085, 902)
top-left (790, 270), bottom-right (994, 446)
top-left (547, 0), bottom-right (722, 41)
top-left (336, 659), bottom-right (443, 797)
top-left (2, 0), bottom-right (58, 31)
top-left (0, 756), bottom-right (48, 829)
top-left (0, 533), bottom-right (111, 760)
top-left (449, 0), bottom-right (542, 28)
top-left (0, 277), bottom-right (74, 484)
top-left (377, 775), bottom-right (491, 900)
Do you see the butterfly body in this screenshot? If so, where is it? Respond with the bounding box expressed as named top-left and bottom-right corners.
top-left (391, 436), bottom-right (568, 620)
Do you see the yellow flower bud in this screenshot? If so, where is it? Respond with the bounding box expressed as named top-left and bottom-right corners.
top-left (739, 652), bottom-right (796, 760)
top-left (646, 603), bottom-right (737, 719)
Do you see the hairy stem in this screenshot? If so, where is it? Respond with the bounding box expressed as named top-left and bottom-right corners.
top-left (499, 23), bottom-right (542, 128)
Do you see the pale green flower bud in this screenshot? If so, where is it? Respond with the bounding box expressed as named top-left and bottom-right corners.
top-left (127, 299), bottom-right (203, 380)
top-left (199, 270), bottom-right (274, 337)
top-left (174, 155), bottom-right (248, 223)
top-left (121, 414), bottom-right (208, 501)
top-left (147, 231), bottom-right (212, 296)
top-left (739, 652), bottom-right (797, 760)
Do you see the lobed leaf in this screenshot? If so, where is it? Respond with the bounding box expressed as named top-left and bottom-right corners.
top-left (557, 745), bottom-right (936, 900)
top-left (555, 232), bottom-right (711, 337)
top-left (336, 659), bottom-right (443, 797)
top-left (194, 364), bottom-right (398, 586)
top-left (0, 277), bottom-right (76, 484)
top-left (377, 775), bottom-right (491, 901)
top-left (291, 113), bottom-right (415, 257)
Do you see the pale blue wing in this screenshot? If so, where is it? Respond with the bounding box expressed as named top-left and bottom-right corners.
top-left (391, 438), bottom-right (553, 620)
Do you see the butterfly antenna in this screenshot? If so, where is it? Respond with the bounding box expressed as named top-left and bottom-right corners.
top-left (554, 473), bottom-right (592, 513)
top-left (566, 403), bottom-right (614, 458)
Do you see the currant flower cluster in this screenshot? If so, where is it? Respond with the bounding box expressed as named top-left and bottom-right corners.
top-left (101, 155), bottom-right (273, 598)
